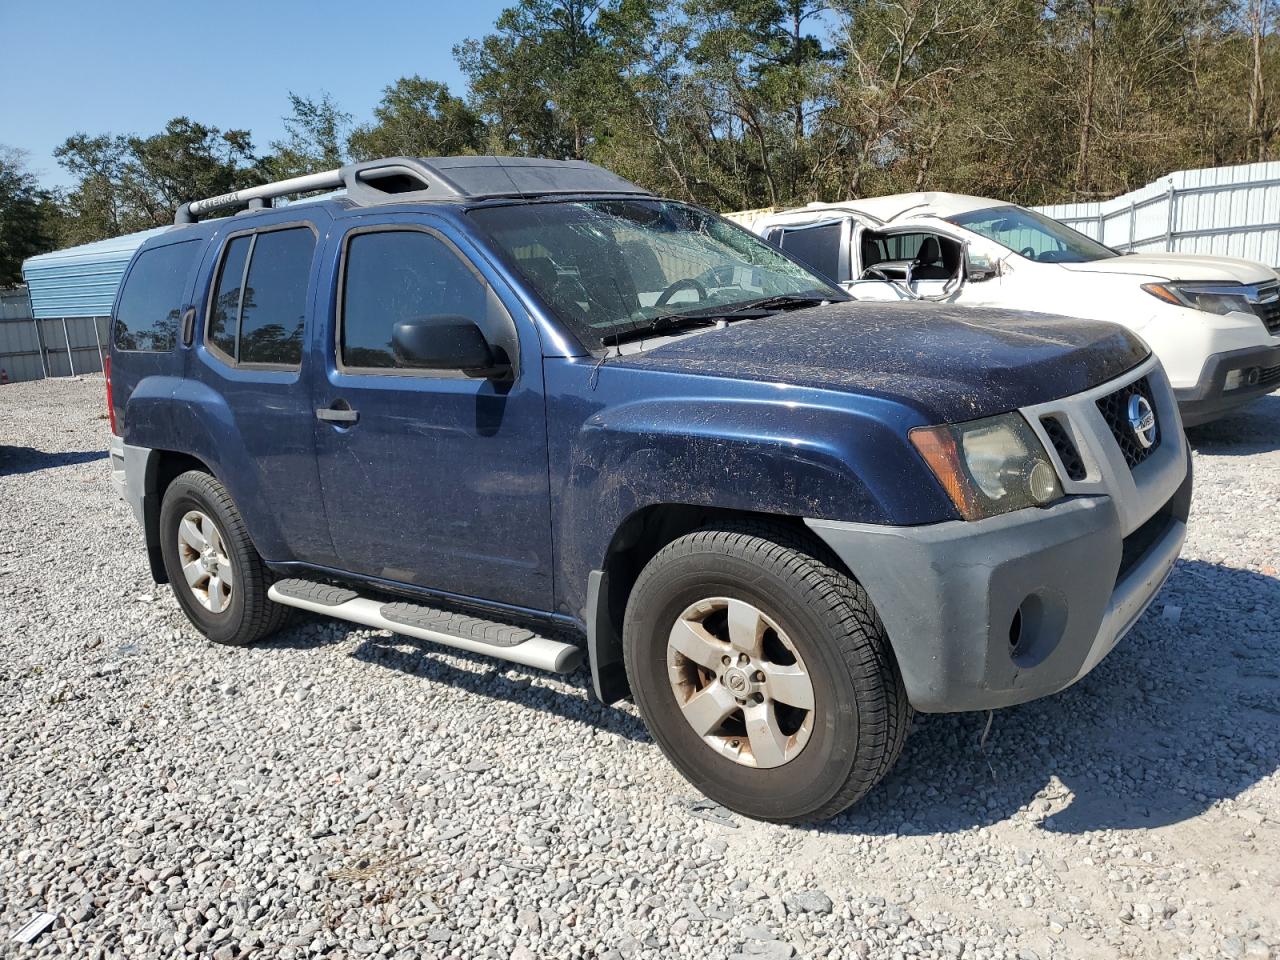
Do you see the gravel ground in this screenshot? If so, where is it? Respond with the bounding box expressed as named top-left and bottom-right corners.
top-left (1, 375), bottom-right (1277, 960)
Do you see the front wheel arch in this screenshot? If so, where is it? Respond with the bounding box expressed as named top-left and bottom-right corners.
top-left (587, 505), bottom-right (849, 705)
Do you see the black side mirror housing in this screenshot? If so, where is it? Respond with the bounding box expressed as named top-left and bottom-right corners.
top-left (391, 315), bottom-right (509, 377)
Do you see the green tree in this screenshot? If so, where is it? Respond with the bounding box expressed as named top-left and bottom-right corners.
top-left (347, 77), bottom-right (485, 160)
top-left (269, 92), bottom-right (353, 177)
top-left (456, 0), bottom-right (624, 158)
top-left (55, 118), bottom-right (264, 242)
top-left (0, 147), bottom-right (59, 285)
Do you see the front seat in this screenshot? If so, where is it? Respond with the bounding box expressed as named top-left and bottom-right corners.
top-left (911, 237), bottom-right (953, 281)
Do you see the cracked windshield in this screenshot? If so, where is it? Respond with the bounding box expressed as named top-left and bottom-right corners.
top-left (469, 199), bottom-right (841, 348)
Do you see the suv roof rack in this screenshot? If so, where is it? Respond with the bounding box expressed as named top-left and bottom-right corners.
top-left (175, 156), bottom-right (651, 224)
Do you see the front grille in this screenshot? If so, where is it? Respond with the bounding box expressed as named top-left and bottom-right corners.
top-left (1040, 415), bottom-right (1087, 480)
top-left (1260, 362), bottom-right (1280, 387)
top-left (1255, 284), bottom-right (1280, 335)
top-left (1096, 376), bottom-right (1161, 469)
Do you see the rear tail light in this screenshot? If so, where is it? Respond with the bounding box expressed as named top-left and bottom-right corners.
top-left (104, 354), bottom-right (118, 436)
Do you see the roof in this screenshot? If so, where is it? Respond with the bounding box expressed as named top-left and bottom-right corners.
top-left (737, 192), bottom-right (1006, 228)
top-left (179, 156), bottom-right (651, 223)
top-left (21, 226), bottom-right (175, 319)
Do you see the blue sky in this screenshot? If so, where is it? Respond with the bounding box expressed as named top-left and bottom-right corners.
top-left (0, 0), bottom-right (513, 190)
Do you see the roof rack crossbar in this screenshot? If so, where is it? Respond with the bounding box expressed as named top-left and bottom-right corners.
top-left (177, 168), bottom-right (345, 224)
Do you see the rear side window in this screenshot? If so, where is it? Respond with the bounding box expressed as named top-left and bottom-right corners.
top-left (340, 230), bottom-right (488, 370)
top-left (113, 240), bottom-right (200, 352)
top-left (773, 222), bottom-right (844, 283)
top-left (206, 225), bottom-right (316, 367)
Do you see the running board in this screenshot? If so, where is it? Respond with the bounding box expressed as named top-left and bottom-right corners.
top-left (268, 579), bottom-right (583, 674)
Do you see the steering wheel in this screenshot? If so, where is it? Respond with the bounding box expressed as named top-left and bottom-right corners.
top-left (1019, 246), bottom-right (1038, 260)
top-left (655, 277), bottom-right (708, 307)
top-left (694, 265), bottom-right (742, 289)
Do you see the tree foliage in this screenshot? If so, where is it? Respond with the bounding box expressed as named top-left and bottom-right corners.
top-left (54, 118), bottom-right (264, 244)
top-left (348, 77), bottom-right (485, 160)
top-left (0, 147), bottom-right (59, 285)
top-left (269, 92), bottom-right (353, 177)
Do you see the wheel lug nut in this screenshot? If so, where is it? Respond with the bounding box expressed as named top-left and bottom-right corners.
top-left (738, 654), bottom-right (748, 665)
top-left (722, 656), bottom-right (731, 666)
top-left (754, 671), bottom-right (765, 682)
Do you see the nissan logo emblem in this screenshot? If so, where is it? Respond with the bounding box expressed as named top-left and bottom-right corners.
top-left (1127, 394), bottom-right (1157, 449)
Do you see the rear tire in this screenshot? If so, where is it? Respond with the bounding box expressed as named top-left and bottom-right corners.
top-left (623, 521), bottom-right (909, 823)
top-left (159, 470), bottom-right (287, 646)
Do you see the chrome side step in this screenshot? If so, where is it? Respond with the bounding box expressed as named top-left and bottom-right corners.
top-left (268, 579), bottom-right (583, 674)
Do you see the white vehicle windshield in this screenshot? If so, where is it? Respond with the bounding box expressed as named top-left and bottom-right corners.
top-left (947, 205), bottom-right (1117, 264)
top-left (469, 199), bottom-right (844, 349)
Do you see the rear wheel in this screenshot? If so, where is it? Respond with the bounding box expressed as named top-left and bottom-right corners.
top-left (623, 522), bottom-right (909, 823)
top-left (159, 470), bottom-right (287, 646)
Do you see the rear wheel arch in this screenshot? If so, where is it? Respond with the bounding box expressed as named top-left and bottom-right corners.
top-left (139, 450), bottom-right (217, 584)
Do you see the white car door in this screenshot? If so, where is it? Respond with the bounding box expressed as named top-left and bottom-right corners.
top-left (844, 223), bottom-right (1008, 306)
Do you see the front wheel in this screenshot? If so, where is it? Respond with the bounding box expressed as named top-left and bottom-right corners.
top-left (159, 470), bottom-right (287, 646)
top-left (623, 522), bottom-right (910, 823)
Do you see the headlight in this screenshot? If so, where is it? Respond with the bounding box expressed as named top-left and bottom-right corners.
top-left (910, 413), bottom-right (1064, 521)
top-left (1142, 282), bottom-right (1254, 316)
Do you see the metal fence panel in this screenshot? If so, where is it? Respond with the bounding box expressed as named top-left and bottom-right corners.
top-left (1036, 160), bottom-right (1280, 266)
top-left (0, 316), bottom-right (46, 383)
top-left (0, 290), bottom-right (44, 384)
top-left (0, 288), bottom-right (108, 384)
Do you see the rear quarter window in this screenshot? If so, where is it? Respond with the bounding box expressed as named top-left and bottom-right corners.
top-left (204, 225), bottom-right (316, 367)
top-left (113, 240), bottom-right (201, 352)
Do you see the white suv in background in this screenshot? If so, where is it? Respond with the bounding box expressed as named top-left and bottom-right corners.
top-left (732, 194), bottom-right (1280, 426)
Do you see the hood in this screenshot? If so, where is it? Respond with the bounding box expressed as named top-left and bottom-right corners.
top-left (612, 301), bottom-right (1149, 424)
top-left (1062, 252), bottom-right (1278, 284)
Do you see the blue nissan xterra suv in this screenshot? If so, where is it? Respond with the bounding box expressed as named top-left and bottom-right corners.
top-left (108, 157), bottom-right (1192, 822)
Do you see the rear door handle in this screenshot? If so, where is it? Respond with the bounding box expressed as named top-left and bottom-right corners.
top-left (180, 306), bottom-right (196, 345)
top-left (316, 405), bottom-right (359, 424)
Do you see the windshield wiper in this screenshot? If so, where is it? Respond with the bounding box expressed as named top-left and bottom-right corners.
top-left (683, 293), bottom-right (835, 318)
top-left (600, 294), bottom-right (836, 348)
top-left (601, 314), bottom-right (721, 348)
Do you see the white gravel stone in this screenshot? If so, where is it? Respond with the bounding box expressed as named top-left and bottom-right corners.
top-left (0, 377), bottom-right (1277, 960)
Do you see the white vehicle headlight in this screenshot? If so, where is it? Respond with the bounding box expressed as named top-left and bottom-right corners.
top-left (1142, 282), bottom-right (1255, 316)
top-left (910, 413), bottom-right (1064, 521)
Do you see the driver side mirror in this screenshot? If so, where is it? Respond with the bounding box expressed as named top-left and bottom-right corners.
top-left (392, 315), bottom-right (509, 378)
top-left (965, 250), bottom-right (999, 282)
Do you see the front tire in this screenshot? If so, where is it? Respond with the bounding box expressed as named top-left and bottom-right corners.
top-left (159, 470), bottom-right (287, 646)
top-left (623, 522), bottom-right (909, 823)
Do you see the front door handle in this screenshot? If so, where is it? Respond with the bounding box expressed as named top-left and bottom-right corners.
top-left (316, 404), bottom-right (358, 424)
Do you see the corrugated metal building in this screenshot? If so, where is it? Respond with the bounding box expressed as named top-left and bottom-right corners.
top-left (10, 226), bottom-right (171, 381)
top-left (1035, 160), bottom-right (1280, 265)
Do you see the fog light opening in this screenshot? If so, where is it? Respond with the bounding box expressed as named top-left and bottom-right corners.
top-left (1225, 368), bottom-right (1262, 392)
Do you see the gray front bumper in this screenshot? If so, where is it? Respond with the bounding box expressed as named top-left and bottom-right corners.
top-left (807, 483), bottom-right (1186, 712)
